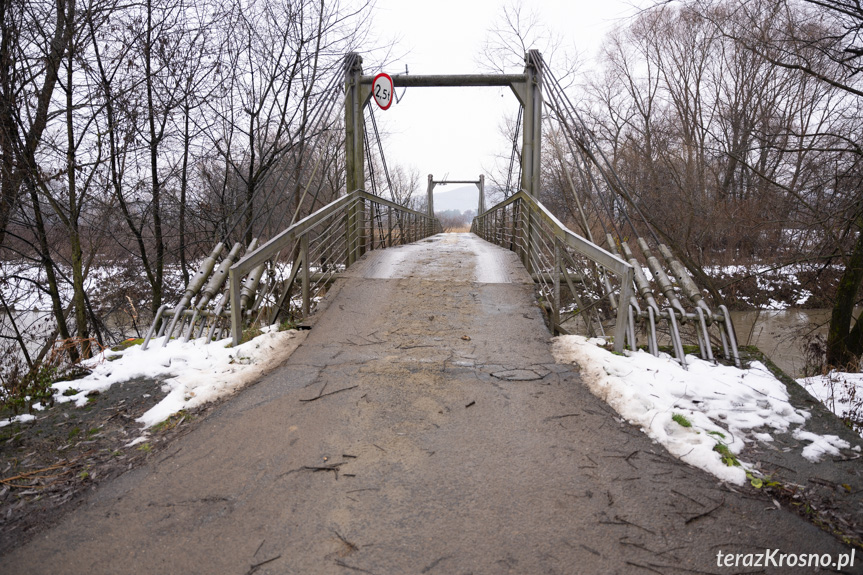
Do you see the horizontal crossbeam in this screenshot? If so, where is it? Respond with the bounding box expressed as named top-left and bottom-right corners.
top-left (360, 73), bottom-right (527, 88)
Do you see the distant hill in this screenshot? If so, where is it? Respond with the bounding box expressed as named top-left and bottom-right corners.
top-left (432, 185), bottom-right (479, 215)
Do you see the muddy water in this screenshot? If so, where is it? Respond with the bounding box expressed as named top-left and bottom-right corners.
top-left (730, 309), bottom-right (834, 377)
top-left (1, 309), bottom-right (143, 361)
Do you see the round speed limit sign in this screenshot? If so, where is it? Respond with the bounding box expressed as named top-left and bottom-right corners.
top-left (372, 73), bottom-right (394, 110)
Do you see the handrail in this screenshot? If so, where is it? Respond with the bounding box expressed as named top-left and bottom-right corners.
top-left (480, 191), bottom-right (632, 279)
top-left (472, 190), bottom-right (633, 353)
top-left (231, 189), bottom-right (432, 276)
top-left (473, 190), bottom-right (740, 367)
top-left (229, 189), bottom-right (441, 346)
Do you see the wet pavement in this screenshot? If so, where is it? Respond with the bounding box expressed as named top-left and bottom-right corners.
top-left (4, 233), bottom-right (860, 574)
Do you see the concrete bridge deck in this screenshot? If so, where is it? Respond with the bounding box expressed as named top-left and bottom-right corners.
top-left (5, 233), bottom-right (856, 574)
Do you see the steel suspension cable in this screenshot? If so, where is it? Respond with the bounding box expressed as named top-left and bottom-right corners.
top-left (219, 59), bottom-right (349, 244)
top-left (541, 76), bottom-right (639, 241)
top-left (554, 111), bottom-right (623, 241)
top-left (506, 106), bottom-right (523, 198)
top-left (540, 56), bottom-right (662, 247)
top-left (367, 106), bottom-right (396, 201)
top-left (266, 78), bottom-right (346, 234)
top-left (363, 117), bottom-right (378, 196)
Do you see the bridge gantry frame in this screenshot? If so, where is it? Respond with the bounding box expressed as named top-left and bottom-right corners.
top-left (344, 50), bottom-right (542, 264)
top-left (345, 50), bottom-right (542, 199)
top-left (426, 175), bottom-right (486, 218)
top-left (346, 50), bottom-right (740, 365)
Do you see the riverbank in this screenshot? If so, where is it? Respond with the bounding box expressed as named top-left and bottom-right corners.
top-left (0, 373), bottom-right (181, 555)
top-left (0, 327), bottom-right (306, 555)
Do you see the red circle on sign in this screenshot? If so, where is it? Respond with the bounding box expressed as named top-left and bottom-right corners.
top-left (373, 73), bottom-right (394, 110)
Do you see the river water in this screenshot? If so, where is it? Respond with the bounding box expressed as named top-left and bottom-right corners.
top-left (0, 309), bottom-right (142, 365)
top-left (729, 309), bottom-right (834, 378)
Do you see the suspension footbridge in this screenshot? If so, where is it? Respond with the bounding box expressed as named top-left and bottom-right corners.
top-left (3, 232), bottom-right (852, 574)
top-left (5, 51), bottom-right (855, 573)
top-left (140, 51), bottom-right (740, 369)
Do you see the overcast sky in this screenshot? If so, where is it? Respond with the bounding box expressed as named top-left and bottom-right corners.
top-left (364, 0), bottom-right (649, 197)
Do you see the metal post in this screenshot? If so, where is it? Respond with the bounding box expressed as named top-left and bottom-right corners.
top-left (520, 51), bottom-right (542, 199)
top-left (345, 53), bottom-right (365, 195)
top-left (612, 269), bottom-right (634, 353)
top-left (427, 174), bottom-right (435, 236)
top-left (229, 268), bottom-right (242, 347)
top-left (477, 174), bottom-right (485, 215)
top-left (301, 234), bottom-right (310, 316)
top-left (345, 53), bottom-right (366, 265)
top-left (553, 239), bottom-right (561, 333)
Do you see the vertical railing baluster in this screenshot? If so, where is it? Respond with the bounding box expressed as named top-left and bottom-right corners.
top-left (229, 268), bottom-right (242, 347)
top-left (301, 234), bottom-right (310, 316)
top-left (510, 203), bottom-right (517, 251)
top-left (553, 238), bottom-right (561, 334)
top-left (521, 200), bottom-right (531, 271)
top-left (368, 202), bottom-right (375, 251)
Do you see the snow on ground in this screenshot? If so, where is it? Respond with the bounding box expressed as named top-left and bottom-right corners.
top-left (702, 262), bottom-right (827, 309)
top-left (552, 336), bottom-right (857, 485)
top-left (44, 326), bottom-right (304, 429)
top-left (3, 322), bottom-right (858, 486)
top-left (0, 259), bottom-right (186, 311)
top-left (798, 371), bottom-right (863, 439)
top-left (0, 414), bottom-right (36, 428)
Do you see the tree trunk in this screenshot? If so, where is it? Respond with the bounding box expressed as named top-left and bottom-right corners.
top-left (26, 179), bottom-right (77, 363)
top-left (179, 101), bottom-right (191, 286)
top-left (89, 20), bottom-right (159, 304)
top-left (246, 110), bottom-right (255, 247)
top-left (145, 0), bottom-right (164, 314)
top-left (65, 26), bottom-right (90, 358)
top-left (826, 221), bottom-right (863, 369)
top-left (0, 0), bottom-right (71, 249)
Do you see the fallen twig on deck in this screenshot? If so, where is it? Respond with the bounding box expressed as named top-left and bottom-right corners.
top-left (684, 499), bottom-right (725, 525)
top-left (300, 385), bottom-right (358, 403)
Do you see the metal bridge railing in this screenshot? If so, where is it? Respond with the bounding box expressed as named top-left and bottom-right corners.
top-left (144, 190), bottom-right (441, 350)
top-left (227, 190), bottom-right (442, 346)
top-left (472, 190), bottom-right (633, 353)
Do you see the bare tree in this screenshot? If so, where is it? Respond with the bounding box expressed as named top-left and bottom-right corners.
top-left (0, 0), bottom-right (381, 380)
top-left (684, 0), bottom-right (863, 367)
top-left (0, 0), bottom-right (75, 250)
top-left (477, 0), bottom-right (580, 81)
top-left (572, 0), bottom-right (859, 319)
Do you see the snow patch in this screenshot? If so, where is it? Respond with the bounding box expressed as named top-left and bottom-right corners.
top-left (797, 371), bottom-right (863, 438)
top-left (51, 326), bottom-right (304, 428)
top-left (552, 336), bottom-right (852, 484)
top-left (0, 413), bottom-right (37, 428)
top-left (124, 434), bottom-right (150, 448)
top-left (791, 429), bottom-right (850, 462)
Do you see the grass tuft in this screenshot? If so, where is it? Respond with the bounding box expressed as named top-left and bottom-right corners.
top-left (672, 413), bottom-right (692, 428)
